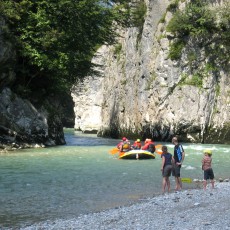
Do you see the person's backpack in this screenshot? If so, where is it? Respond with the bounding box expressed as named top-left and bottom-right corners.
top-left (148, 144), bottom-right (155, 153)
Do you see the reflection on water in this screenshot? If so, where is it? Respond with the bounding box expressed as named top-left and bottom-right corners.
top-left (0, 129), bottom-right (230, 228)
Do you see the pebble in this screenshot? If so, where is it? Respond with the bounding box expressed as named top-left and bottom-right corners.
top-left (20, 182), bottom-right (230, 230)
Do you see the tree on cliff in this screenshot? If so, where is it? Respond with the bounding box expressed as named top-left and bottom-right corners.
top-left (0, 0), bottom-right (131, 99)
top-left (166, 0), bottom-right (230, 70)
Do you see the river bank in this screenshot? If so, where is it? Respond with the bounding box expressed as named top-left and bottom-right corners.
top-left (20, 181), bottom-right (230, 230)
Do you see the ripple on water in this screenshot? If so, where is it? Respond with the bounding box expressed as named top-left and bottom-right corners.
top-left (0, 132), bottom-right (230, 229)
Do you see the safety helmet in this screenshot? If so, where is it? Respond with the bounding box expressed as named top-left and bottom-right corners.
top-left (136, 139), bottom-right (141, 142)
top-left (203, 149), bottom-right (212, 155)
top-left (122, 137), bottom-right (127, 141)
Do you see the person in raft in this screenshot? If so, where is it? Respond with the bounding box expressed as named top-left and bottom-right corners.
top-left (202, 149), bottom-right (215, 190)
top-left (117, 137), bottom-right (126, 149)
top-left (172, 136), bottom-right (185, 191)
top-left (161, 146), bottom-right (173, 193)
top-left (142, 138), bottom-right (155, 153)
top-left (117, 137), bottom-right (130, 152)
top-left (131, 139), bottom-right (142, 149)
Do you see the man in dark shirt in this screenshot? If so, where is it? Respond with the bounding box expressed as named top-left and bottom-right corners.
top-left (172, 136), bottom-right (185, 191)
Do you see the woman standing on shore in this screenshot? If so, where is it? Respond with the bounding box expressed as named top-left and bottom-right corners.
top-left (161, 146), bottom-right (173, 193)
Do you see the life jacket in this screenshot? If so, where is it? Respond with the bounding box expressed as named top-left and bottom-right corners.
top-left (121, 141), bottom-right (130, 152)
top-left (142, 141), bottom-right (155, 153)
top-left (132, 141), bottom-right (142, 149)
top-left (117, 141), bottom-right (123, 148)
top-left (148, 141), bottom-right (155, 153)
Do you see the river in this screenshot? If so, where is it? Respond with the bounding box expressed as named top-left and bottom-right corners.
top-left (0, 129), bottom-right (230, 229)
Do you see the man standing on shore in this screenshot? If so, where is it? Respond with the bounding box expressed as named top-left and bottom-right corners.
top-left (172, 137), bottom-right (185, 191)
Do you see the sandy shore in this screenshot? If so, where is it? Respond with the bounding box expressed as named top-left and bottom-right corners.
top-left (21, 181), bottom-right (230, 230)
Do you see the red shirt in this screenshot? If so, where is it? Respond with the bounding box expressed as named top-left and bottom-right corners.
top-left (142, 141), bottom-right (154, 150)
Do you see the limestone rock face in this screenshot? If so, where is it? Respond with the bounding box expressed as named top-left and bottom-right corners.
top-left (0, 88), bottom-right (66, 150)
top-left (72, 0), bottom-right (230, 143)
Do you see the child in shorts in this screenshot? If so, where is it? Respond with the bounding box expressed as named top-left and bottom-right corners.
top-left (202, 149), bottom-right (215, 190)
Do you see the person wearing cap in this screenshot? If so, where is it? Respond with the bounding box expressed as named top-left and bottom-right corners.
top-left (202, 149), bottom-right (215, 190)
top-left (131, 139), bottom-right (142, 149)
top-left (172, 136), bottom-right (185, 191)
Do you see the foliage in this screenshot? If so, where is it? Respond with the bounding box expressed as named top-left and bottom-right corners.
top-left (178, 72), bottom-right (203, 88)
top-left (187, 73), bottom-right (203, 88)
top-left (159, 13), bottom-right (166, 24)
top-left (167, 0), bottom-right (180, 12)
top-left (129, 0), bottom-right (147, 47)
top-left (0, 0), bottom-right (131, 98)
top-left (130, 0), bottom-right (147, 28)
top-left (166, 0), bottom-right (230, 70)
top-left (114, 43), bottom-right (122, 60)
top-left (168, 39), bottom-right (186, 60)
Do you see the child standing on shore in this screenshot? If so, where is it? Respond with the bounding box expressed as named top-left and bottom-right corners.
top-left (202, 149), bottom-right (215, 190)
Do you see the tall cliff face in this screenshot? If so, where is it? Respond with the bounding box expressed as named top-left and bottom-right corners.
top-left (72, 0), bottom-right (230, 144)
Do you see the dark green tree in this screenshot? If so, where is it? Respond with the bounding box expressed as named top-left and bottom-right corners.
top-left (0, 0), bottom-right (131, 98)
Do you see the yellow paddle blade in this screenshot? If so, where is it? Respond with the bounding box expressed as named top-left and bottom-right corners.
top-left (181, 178), bottom-right (192, 183)
top-left (109, 148), bottom-right (119, 154)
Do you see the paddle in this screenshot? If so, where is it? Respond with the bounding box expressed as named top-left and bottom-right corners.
top-left (119, 151), bottom-right (125, 157)
top-left (181, 178), bottom-right (192, 183)
top-left (155, 144), bottom-right (163, 154)
top-left (109, 148), bottom-right (120, 154)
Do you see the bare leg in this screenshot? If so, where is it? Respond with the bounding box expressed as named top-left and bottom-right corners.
top-left (203, 180), bottom-right (207, 190)
top-left (162, 177), bottom-right (167, 193)
top-left (175, 177), bottom-right (181, 190)
top-left (179, 177), bottom-right (182, 189)
top-left (211, 180), bottom-right (215, 189)
top-left (166, 177), bottom-right (170, 193)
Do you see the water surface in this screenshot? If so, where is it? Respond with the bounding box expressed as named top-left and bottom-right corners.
top-left (0, 129), bottom-right (229, 228)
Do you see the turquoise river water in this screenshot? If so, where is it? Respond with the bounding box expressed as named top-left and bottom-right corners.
top-left (0, 129), bottom-right (230, 229)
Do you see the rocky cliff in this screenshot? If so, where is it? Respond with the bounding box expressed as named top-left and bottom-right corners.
top-left (72, 0), bottom-right (230, 144)
top-left (0, 19), bottom-right (66, 150)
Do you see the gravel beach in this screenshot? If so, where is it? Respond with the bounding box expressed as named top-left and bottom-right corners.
top-left (21, 181), bottom-right (230, 230)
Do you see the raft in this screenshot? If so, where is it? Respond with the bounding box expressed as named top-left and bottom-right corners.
top-left (118, 150), bottom-right (156, 159)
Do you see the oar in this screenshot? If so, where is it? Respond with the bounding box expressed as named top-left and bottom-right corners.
top-left (155, 144), bottom-right (163, 154)
top-left (119, 151), bottom-right (125, 157)
top-left (181, 178), bottom-right (192, 183)
top-left (109, 148), bottom-right (120, 154)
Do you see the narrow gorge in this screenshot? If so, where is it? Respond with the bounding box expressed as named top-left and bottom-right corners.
top-left (0, 0), bottom-right (229, 150)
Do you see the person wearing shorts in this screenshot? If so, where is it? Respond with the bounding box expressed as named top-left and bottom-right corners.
top-left (161, 146), bottom-right (173, 193)
top-left (202, 149), bottom-right (215, 190)
top-left (172, 137), bottom-right (185, 191)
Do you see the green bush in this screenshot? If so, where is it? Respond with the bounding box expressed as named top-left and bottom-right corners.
top-left (166, 0), bottom-right (230, 70)
top-left (131, 1), bottom-right (147, 28)
top-left (167, 0), bottom-right (179, 12)
top-left (168, 40), bottom-right (186, 60)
